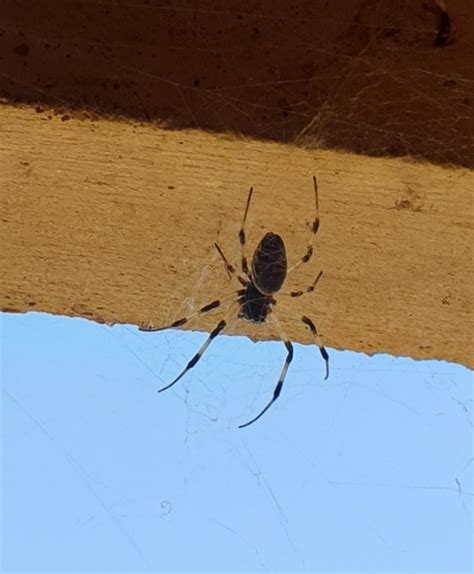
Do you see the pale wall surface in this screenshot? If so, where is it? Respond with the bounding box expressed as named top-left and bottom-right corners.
top-left (2, 311), bottom-right (473, 571)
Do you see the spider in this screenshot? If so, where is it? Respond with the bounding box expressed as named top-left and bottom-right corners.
top-left (140, 176), bottom-right (329, 428)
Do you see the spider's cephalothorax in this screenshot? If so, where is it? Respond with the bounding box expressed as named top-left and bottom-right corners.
top-left (238, 232), bottom-right (286, 323)
top-left (140, 177), bottom-right (329, 428)
top-left (238, 281), bottom-right (275, 323)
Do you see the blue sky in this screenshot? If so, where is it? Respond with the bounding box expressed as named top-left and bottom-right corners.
top-left (1, 311), bottom-right (473, 572)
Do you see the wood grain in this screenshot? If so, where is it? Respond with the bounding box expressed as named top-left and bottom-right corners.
top-left (1, 104), bottom-right (473, 367)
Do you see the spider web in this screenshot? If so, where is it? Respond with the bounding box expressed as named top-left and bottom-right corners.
top-left (3, 312), bottom-right (472, 571)
top-left (101, 208), bottom-right (472, 570)
top-left (1, 1), bottom-right (473, 571)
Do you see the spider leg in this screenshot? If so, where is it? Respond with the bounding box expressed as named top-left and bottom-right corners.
top-left (214, 242), bottom-right (248, 286)
top-left (139, 299), bottom-right (222, 332)
top-left (239, 314), bottom-right (294, 428)
top-left (288, 270), bottom-right (323, 298)
top-left (159, 319), bottom-right (227, 392)
top-left (239, 186), bottom-right (254, 276)
top-left (302, 315), bottom-right (329, 380)
top-left (287, 175), bottom-right (320, 275)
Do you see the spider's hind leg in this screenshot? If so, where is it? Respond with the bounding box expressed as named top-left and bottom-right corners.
top-left (239, 186), bottom-right (254, 276)
top-left (289, 271), bottom-right (323, 298)
top-left (288, 176), bottom-right (321, 275)
top-left (214, 242), bottom-right (248, 286)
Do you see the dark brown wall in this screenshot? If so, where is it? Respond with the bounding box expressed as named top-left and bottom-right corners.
top-left (1, 0), bottom-right (473, 166)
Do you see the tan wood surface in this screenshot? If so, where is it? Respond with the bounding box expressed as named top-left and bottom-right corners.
top-left (1, 104), bottom-right (473, 367)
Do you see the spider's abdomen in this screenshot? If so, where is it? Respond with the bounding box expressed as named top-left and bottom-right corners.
top-left (239, 282), bottom-right (273, 323)
top-left (251, 232), bottom-right (287, 295)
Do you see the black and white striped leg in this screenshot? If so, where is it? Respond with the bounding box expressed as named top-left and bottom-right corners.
top-left (289, 270), bottom-right (323, 298)
top-left (159, 319), bottom-right (227, 392)
top-left (239, 316), bottom-right (294, 428)
top-left (139, 299), bottom-right (222, 332)
top-left (302, 315), bottom-right (329, 380)
top-left (214, 242), bottom-right (248, 286)
top-left (288, 175), bottom-right (321, 274)
top-left (239, 186), bottom-right (254, 276)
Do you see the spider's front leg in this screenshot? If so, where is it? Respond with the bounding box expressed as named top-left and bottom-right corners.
top-left (239, 313), bottom-right (294, 428)
top-left (302, 315), bottom-right (329, 380)
top-left (139, 299), bottom-right (222, 332)
top-left (158, 319), bottom-right (227, 392)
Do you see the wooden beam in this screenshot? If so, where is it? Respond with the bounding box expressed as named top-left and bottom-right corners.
top-left (1, 104), bottom-right (472, 367)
